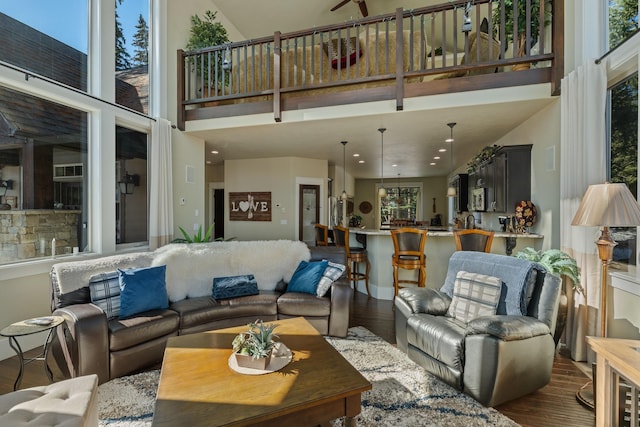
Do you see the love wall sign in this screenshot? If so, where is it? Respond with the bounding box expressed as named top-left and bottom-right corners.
top-left (229, 192), bottom-right (272, 221)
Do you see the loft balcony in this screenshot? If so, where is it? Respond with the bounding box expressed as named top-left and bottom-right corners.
top-left (177, 0), bottom-right (562, 130)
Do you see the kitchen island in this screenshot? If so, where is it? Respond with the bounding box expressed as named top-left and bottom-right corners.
top-left (350, 228), bottom-right (544, 300)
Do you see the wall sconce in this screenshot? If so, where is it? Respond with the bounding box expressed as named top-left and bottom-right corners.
top-left (118, 173), bottom-right (139, 195)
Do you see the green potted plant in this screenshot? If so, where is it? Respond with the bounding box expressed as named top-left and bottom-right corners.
top-left (514, 247), bottom-right (582, 345)
top-left (232, 320), bottom-right (279, 370)
top-left (172, 224), bottom-right (214, 243)
top-left (492, 0), bottom-right (552, 65)
top-left (186, 10), bottom-right (230, 88)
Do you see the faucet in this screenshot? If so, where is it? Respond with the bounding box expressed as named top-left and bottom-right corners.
top-left (466, 214), bottom-right (475, 230)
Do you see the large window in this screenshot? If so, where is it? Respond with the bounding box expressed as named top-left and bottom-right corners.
top-left (116, 126), bottom-right (148, 244)
top-left (609, 73), bottom-right (638, 265)
top-left (116, 0), bottom-right (149, 114)
top-left (0, 86), bottom-right (88, 265)
top-left (0, 1), bottom-right (88, 91)
top-left (379, 184), bottom-right (422, 227)
top-left (609, 0), bottom-right (639, 50)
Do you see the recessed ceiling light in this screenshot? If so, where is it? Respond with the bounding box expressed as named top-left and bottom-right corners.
top-left (392, 164), bottom-right (398, 167)
top-left (439, 148), bottom-right (447, 152)
top-left (430, 162), bottom-right (436, 166)
top-left (211, 150), bottom-right (219, 154)
top-left (353, 153), bottom-right (360, 157)
top-left (206, 160), bottom-right (212, 164)
top-left (445, 138), bottom-right (454, 143)
top-left (358, 160), bottom-right (365, 164)
top-left (434, 156), bottom-right (441, 160)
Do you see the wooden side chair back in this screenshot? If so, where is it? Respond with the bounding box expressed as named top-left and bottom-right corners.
top-left (453, 229), bottom-right (495, 253)
top-left (333, 226), bottom-right (370, 296)
top-left (314, 223), bottom-right (330, 246)
top-left (391, 228), bottom-right (427, 296)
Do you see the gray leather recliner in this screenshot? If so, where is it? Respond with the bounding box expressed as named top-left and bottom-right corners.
top-left (395, 251), bottom-right (561, 407)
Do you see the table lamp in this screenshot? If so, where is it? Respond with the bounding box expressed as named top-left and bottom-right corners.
top-left (571, 182), bottom-right (640, 409)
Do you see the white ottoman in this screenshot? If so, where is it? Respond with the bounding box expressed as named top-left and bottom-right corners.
top-left (0, 374), bottom-right (98, 427)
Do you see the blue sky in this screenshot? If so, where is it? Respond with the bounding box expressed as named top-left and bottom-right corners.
top-left (0, 0), bottom-right (148, 55)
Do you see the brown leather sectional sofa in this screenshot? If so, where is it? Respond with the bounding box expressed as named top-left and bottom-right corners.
top-left (50, 242), bottom-right (350, 384)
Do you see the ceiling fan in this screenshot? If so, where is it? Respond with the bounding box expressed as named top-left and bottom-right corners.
top-left (330, 0), bottom-right (369, 17)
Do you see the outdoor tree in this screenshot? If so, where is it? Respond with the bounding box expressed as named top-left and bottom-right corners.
top-left (115, 5), bottom-right (132, 70)
top-left (132, 14), bottom-right (149, 66)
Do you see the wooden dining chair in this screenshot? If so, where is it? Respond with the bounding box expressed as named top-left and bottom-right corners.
top-left (391, 228), bottom-right (427, 297)
top-left (314, 223), bottom-right (330, 246)
top-left (333, 226), bottom-right (370, 296)
top-left (453, 229), bottom-right (495, 253)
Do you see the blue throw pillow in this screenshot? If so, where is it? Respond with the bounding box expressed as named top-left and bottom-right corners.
top-left (212, 274), bottom-right (259, 299)
top-left (287, 260), bottom-right (329, 295)
top-left (118, 265), bottom-right (169, 319)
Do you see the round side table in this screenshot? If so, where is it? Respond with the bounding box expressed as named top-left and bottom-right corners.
top-left (0, 316), bottom-right (64, 390)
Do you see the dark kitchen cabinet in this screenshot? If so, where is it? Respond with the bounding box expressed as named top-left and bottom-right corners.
top-left (469, 145), bottom-right (531, 213)
top-left (450, 173), bottom-right (469, 213)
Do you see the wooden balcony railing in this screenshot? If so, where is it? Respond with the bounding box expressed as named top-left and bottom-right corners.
top-left (177, 0), bottom-right (562, 130)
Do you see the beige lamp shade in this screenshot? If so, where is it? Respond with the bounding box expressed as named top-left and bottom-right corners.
top-left (571, 182), bottom-right (640, 227)
top-left (447, 186), bottom-right (457, 197)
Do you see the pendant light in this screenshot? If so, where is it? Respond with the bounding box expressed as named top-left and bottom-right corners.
top-left (446, 122), bottom-right (457, 197)
top-left (378, 128), bottom-right (387, 197)
top-left (341, 141), bottom-right (348, 200)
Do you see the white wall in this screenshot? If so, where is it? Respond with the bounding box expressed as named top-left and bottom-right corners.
top-left (482, 100), bottom-right (562, 249)
top-left (224, 157), bottom-right (327, 240)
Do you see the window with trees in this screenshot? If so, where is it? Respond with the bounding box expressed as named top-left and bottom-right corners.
top-left (608, 1), bottom-right (639, 266)
top-left (379, 184), bottom-right (422, 226)
top-left (609, 0), bottom-right (639, 50)
top-left (115, 0), bottom-right (149, 114)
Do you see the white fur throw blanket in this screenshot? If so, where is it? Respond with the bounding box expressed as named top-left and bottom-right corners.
top-left (152, 240), bottom-right (311, 302)
top-left (52, 252), bottom-right (155, 295)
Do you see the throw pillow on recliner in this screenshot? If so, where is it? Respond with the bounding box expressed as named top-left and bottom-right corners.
top-left (447, 270), bottom-right (502, 323)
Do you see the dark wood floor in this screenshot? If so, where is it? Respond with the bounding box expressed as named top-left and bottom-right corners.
top-left (0, 292), bottom-right (595, 426)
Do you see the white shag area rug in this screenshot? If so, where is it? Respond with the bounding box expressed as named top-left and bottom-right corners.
top-left (98, 327), bottom-right (519, 427)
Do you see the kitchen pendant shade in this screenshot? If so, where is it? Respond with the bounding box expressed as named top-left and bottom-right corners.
top-left (571, 182), bottom-right (640, 227)
top-left (446, 122), bottom-right (456, 198)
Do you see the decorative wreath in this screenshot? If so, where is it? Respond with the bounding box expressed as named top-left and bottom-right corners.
top-left (515, 200), bottom-right (537, 227)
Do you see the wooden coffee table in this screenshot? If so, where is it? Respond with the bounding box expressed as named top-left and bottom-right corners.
top-left (152, 317), bottom-right (371, 427)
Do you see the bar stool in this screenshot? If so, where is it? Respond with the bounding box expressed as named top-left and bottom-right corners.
top-left (333, 226), bottom-right (370, 296)
top-left (314, 223), bottom-right (330, 246)
top-left (453, 229), bottom-right (495, 252)
top-left (391, 228), bottom-right (427, 296)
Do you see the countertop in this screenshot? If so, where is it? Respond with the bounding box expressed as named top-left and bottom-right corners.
top-left (351, 228), bottom-right (543, 239)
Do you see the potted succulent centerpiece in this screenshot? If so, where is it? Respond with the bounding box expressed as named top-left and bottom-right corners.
top-left (515, 247), bottom-right (581, 345)
top-left (232, 320), bottom-right (279, 370)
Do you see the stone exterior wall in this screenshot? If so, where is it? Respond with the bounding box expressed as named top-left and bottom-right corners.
top-left (0, 210), bottom-right (80, 264)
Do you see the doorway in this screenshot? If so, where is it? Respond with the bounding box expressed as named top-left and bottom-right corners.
top-left (299, 184), bottom-right (320, 245)
top-left (209, 183), bottom-right (224, 240)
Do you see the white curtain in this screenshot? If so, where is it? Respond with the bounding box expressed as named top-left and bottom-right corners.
top-left (149, 118), bottom-right (173, 250)
top-left (560, 62), bottom-right (607, 362)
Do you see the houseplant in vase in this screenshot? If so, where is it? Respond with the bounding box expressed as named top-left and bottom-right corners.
top-left (492, 0), bottom-right (552, 70)
top-left (515, 247), bottom-right (582, 345)
top-left (186, 10), bottom-right (230, 93)
top-left (232, 320), bottom-right (279, 370)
